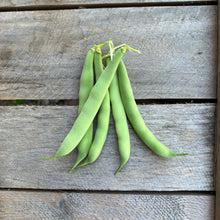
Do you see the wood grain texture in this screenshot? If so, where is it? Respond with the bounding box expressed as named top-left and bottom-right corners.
top-left (0, 6), bottom-right (217, 100)
top-left (0, 104), bottom-right (215, 190)
top-left (0, 191), bottom-right (214, 220)
top-left (0, 0), bottom-right (215, 8)
top-left (215, 3), bottom-right (220, 220)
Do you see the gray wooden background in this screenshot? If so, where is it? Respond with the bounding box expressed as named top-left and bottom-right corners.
top-left (0, 1), bottom-right (217, 219)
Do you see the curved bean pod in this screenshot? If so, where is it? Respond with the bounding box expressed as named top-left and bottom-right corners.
top-left (117, 60), bottom-right (187, 158)
top-left (107, 57), bottom-right (130, 175)
top-left (77, 48), bottom-right (110, 167)
top-left (41, 47), bottom-right (126, 160)
top-left (69, 49), bottom-right (94, 172)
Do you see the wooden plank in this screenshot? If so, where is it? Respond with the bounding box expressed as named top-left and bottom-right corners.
top-left (215, 3), bottom-right (220, 220)
top-left (0, 6), bottom-right (217, 100)
top-left (0, 191), bottom-right (214, 220)
top-left (0, 104), bottom-right (215, 190)
top-left (0, 0), bottom-right (215, 8)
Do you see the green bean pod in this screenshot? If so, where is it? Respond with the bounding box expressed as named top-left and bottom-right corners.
top-left (106, 57), bottom-right (130, 175)
top-left (117, 60), bottom-right (187, 158)
top-left (41, 47), bottom-right (126, 160)
top-left (77, 49), bottom-right (110, 167)
top-left (69, 49), bottom-right (94, 172)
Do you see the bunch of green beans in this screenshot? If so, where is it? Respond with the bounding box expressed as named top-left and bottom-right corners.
top-left (41, 40), bottom-right (187, 174)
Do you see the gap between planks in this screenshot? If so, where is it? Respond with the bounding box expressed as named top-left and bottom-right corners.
top-left (0, 99), bottom-right (217, 106)
top-left (0, 1), bottom-right (217, 12)
top-left (0, 188), bottom-right (215, 196)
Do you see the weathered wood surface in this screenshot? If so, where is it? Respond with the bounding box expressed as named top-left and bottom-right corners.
top-left (0, 6), bottom-right (217, 100)
top-left (0, 0), bottom-right (215, 8)
top-left (215, 4), bottom-right (220, 220)
top-left (0, 191), bottom-right (214, 220)
top-left (0, 104), bottom-right (215, 190)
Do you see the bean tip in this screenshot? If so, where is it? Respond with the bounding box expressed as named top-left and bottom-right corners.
top-left (67, 167), bottom-right (74, 173)
top-left (76, 163), bottom-right (86, 168)
top-left (39, 156), bottom-right (55, 161)
top-left (114, 170), bottom-right (119, 175)
top-left (114, 165), bottom-right (123, 175)
top-left (68, 160), bottom-right (82, 172)
top-left (176, 153), bottom-right (188, 156)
